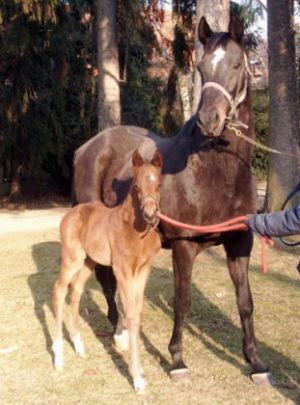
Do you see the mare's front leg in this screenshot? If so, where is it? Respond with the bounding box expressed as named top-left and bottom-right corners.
top-left (223, 230), bottom-right (272, 384)
top-left (169, 240), bottom-right (198, 381)
top-left (95, 265), bottom-right (128, 351)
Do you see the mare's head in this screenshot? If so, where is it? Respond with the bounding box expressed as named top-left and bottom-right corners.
top-left (132, 149), bottom-right (163, 226)
top-left (196, 15), bottom-right (250, 137)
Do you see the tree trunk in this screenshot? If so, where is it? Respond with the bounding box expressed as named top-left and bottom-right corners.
top-left (96, 0), bottom-right (121, 131)
top-left (193, 0), bottom-right (230, 112)
top-left (266, 0), bottom-right (300, 211)
top-left (177, 67), bottom-right (191, 122)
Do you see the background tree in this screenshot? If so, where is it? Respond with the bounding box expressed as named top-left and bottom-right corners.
top-left (266, 0), bottom-right (300, 210)
top-left (193, 0), bottom-right (230, 112)
top-left (97, 0), bottom-right (121, 130)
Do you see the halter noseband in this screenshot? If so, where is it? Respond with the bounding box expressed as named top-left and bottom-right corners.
top-left (201, 53), bottom-right (252, 125)
top-left (140, 194), bottom-right (160, 212)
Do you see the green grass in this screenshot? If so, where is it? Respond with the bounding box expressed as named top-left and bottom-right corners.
top-left (0, 229), bottom-right (299, 404)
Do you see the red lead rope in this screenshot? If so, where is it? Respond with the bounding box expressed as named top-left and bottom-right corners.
top-left (157, 212), bottom-right (273, 274)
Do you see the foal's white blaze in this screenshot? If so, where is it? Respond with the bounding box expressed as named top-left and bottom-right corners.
top-left (211, 47), bottom-right (226, 73)
top-left (147, 173), bottom-right (156, 182)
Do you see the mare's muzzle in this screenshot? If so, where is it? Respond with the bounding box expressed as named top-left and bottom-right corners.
top-left (197, 83), bottom-right (233, 137)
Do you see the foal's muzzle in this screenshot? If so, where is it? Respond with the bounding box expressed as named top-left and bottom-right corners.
top-left (140, 195), bottom-right (160, 227)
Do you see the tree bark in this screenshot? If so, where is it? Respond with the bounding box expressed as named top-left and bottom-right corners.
top-left (96, 0), bottom-right (121, 131)
top-left (193, 0), bottom-right (230, 112)
top-left (266, 0), bottom-right (300, 210)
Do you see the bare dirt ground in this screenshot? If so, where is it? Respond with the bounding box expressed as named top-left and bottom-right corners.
top-left (0, 206), bottom-right (69, 234)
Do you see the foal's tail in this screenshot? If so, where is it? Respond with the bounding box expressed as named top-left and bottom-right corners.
top-left (71, 145), bottom-right (115, 206)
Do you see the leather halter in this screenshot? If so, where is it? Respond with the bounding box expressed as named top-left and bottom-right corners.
top-left (201, 53), bottom-right (251, 123)
top-left (140, 194), bottom-right (159, 212)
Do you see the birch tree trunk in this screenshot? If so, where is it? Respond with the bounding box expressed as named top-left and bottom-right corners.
top-left (97, 0), bottom-right (121, 131)
top-left (266, 0), bottom-right (300, 210)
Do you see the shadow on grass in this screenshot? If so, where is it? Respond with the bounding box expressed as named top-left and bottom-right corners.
top-left (29, 242), bottom-right (133, 389)
top-left (205, 247), bottom-right (300, 290)
top-left (145, 264), bottom-right (300, 403)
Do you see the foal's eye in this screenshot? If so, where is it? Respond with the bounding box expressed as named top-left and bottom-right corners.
top-left (233, 63), bottom-right (241, 70)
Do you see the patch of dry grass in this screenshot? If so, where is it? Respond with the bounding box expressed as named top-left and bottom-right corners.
top-left (0, 228), bottom-right (300, 404)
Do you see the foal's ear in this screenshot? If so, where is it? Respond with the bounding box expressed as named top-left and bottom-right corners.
top-left (198, 17), bottom-right (213, 45)
top-left (229, 14), bottom-right (244, 43)
top-left (151, 149), bottom-right (163, 169)
top-left (132, 149), bottom-right (144, 169)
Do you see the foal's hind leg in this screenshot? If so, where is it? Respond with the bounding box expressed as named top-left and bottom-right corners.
top-left (52, 258), bottom-right (84, 369)
top-left (69, 257), bottom-right (94, 357)
top-left (223, 230), bottom-right (272, 384)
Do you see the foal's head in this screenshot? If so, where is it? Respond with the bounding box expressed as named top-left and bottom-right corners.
top-left (196, 15), bottom-right (250, 137)
top-left (132, 149), bottom-right (163, 227)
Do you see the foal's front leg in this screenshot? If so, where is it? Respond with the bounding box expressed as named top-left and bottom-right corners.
top-left (95, 265), bottom-right (128, 350)
top-left (115, 262), bottom-right (151, 393)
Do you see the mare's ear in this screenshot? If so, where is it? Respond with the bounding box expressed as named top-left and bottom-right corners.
top-left (151, 149), bottom-right (163, 169)
top-left (132, 149), bottom-right (144, 169)
top-left (229, 14), bottom-right (244, 43)
top-left (198, 17), bottom-right (213, 45)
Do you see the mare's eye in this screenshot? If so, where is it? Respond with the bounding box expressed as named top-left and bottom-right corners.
top-left (233, 63), bottom-right (241, 69)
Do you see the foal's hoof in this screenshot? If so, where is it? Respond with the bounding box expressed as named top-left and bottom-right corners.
top-left (54, 358), bottom-right (64, 371)
top-left (134, 377), bottom-right (147, 394)
top-left (170, 368), bottom-right (191, 384)
top-left (52, 340), bottom-right (64, 371)
top-left (250, 371), bottom-right (275, 386)
top-left (72, 334), bottom-right (86, 358)
top-left (114, 329), bottom-right (129, 352)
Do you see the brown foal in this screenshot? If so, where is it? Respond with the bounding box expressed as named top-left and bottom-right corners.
top-left (52, 149), bottom-right (163, 392)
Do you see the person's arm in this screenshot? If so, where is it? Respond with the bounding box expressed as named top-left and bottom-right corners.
top-left (247, 204), bottom-right (300, 237)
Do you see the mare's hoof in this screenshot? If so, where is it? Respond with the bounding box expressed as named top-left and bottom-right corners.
top-left (250, 371), bottom-right (275, 386)
top-left (170, 368), bottom-right (191, 384)
top-left (114, 329), bottom-right (129, 352)
top-left (134, 377), bottom-right (147, 394)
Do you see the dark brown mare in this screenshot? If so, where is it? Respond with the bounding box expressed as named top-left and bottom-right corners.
top-left (52, 149), bottom-right (163, 392)
top-left (72, 16), bottom-right (272, 384)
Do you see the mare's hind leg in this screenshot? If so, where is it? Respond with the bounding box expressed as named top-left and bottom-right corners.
top-left (69, 257), bottom-right (94, 357)
top-left (95, 265), bottom-right (128, 351)
top-left (223, 230), bottom-right (272, 384)
top-left (168, 240), bottom-right (198, 381)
